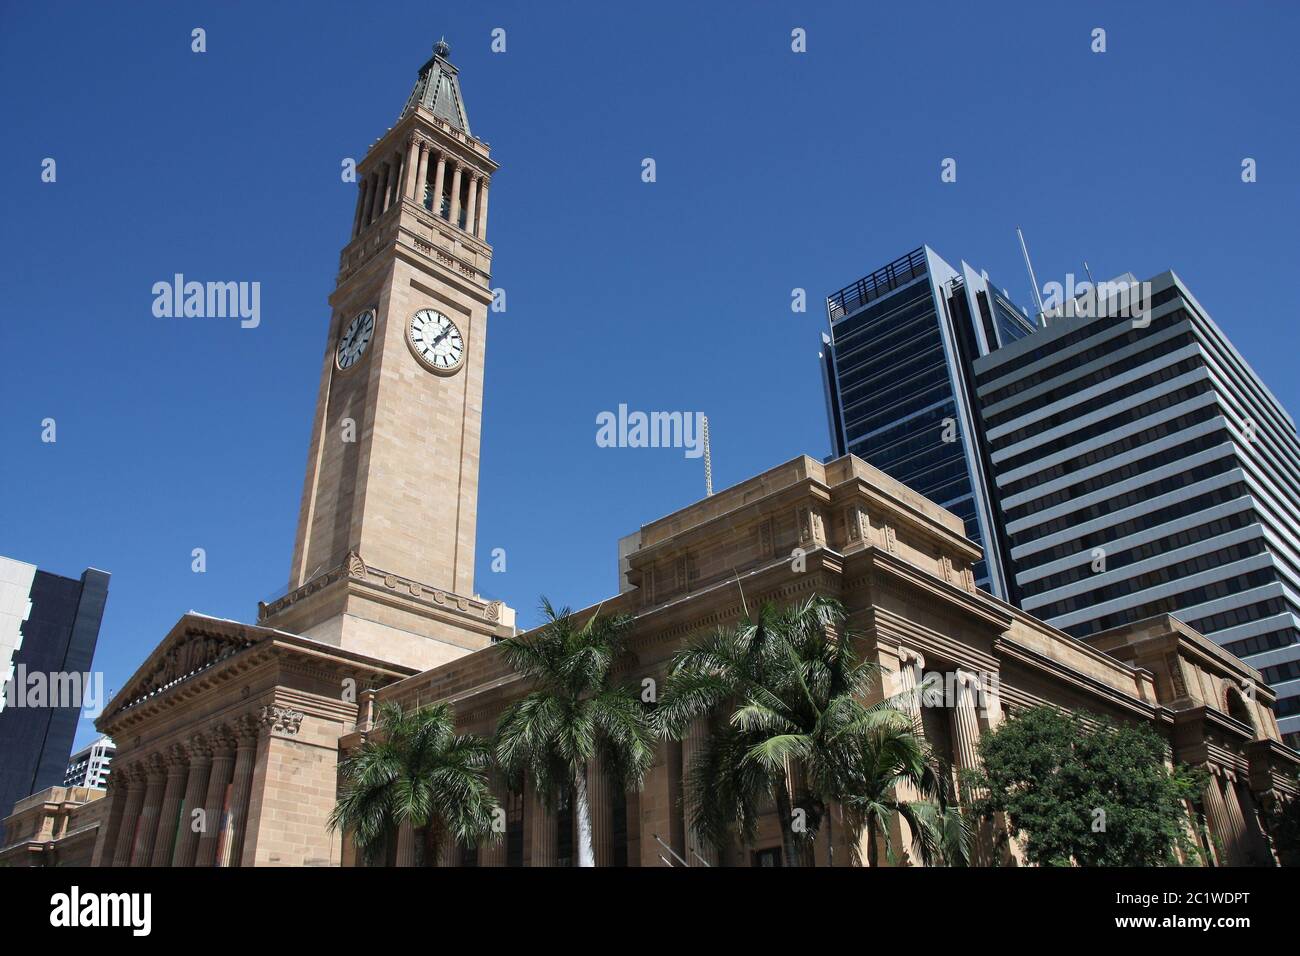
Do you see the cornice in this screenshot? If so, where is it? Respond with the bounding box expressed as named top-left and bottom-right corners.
top-left (260, 551), bottom-right (506, 639)
top-left (994, 634), bottom-right (1159, 721)
top-left (863, 547), bottom-right (1011, 632)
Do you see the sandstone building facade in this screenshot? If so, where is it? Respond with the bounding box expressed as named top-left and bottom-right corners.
top-left (75, 41), bottom-right (1297, 869)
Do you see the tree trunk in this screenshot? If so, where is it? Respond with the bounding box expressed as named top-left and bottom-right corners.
top-left (414, 826), bottom-right (427, 868)
top-left (774, 782), bottom-right (802, 867)
top-left (826, 805), bottom-right (835, 867)
top-left (867, 820), bottom-right (879, 868)
top-left (573, 763), bottom-right (596, 867)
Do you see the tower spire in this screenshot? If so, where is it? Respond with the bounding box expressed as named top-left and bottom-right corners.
top-left (400, 36), bottom-right (470, 134)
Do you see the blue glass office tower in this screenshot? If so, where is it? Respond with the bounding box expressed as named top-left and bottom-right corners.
top-left (0, 559), bottom-right (109, 816)
top-left (820, 246), bottom-right (1037, 599)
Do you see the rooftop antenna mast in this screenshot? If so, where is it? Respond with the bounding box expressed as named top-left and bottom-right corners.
top-left (1083, 259), bottom-right (1095, 285)
top-left (1017, 226), bottom-right (1048, 328)
top-left (702, 414), bottom-right (714, 497)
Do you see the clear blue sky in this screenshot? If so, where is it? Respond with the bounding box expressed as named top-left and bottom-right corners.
top-left (2, 1), bottom-right (1297, 749)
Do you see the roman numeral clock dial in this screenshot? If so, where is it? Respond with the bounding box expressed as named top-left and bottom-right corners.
top-left (406, 308), bottom-right (465, 375)
top-left (335, 309), bottom-right (375, 370)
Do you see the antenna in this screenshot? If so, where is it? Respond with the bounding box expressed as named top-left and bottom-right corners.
top-left (702, 414), bottom-right (713, 497)
top-left (732, 566), bottom-right (749, 618)
top-left (1016, 226), bottom-right (1047, 328)
top-left (1083, 259), bottom-right (1095, 285)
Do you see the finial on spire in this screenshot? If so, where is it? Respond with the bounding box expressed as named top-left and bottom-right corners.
top-left (434, 37), bottom-right (450, 59)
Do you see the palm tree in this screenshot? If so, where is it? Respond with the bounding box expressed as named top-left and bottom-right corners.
top-left (838, 717), bottom-right (970, 867)
top-left (494, 599), bottom-right (656, 867)
top-left (328, 700), bottom-right (499, 866)
top-left (657, 593), bottom-right (968, 866)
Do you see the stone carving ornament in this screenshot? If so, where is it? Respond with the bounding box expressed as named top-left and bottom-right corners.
top-left (259, 705), bottom-right (305, 736)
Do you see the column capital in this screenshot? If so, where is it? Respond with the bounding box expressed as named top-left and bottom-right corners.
top-left (165, 743), bottom-right (189, 772)
top-left (208, 723), bottom-right (237, 754)
top-left (259, 703), bottom-right (305, 736)
top-left (145, 752), bottom-right (167, 780)
top-left (185, 732), bottom-right (214, 763)
top-left (234, 712), bottom-right (263, 744)
top-left (898, 647), bottom-right (925, 670)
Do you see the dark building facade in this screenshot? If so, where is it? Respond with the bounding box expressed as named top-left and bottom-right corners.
top-left (0, 560), bottom-right (110, 816)
top-left (820, 246), bottom-right (1037, 599)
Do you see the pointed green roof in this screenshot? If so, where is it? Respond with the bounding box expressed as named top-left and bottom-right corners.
top-left (400, 38), bottom-right (470, 135)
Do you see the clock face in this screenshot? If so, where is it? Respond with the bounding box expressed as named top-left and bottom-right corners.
top-left (407, 308), bottom-right (465, 374)
top-left (336, 309), bottom-right (375, 370)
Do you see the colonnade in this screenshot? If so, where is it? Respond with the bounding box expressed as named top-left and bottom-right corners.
top-left (1201, 765), bottom-right (1273, 865)
top-left (98, 707), bottom-right (300, 867)
top-left (351, 133), bottom-right (489, 241)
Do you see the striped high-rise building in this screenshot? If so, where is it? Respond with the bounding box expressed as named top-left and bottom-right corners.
top-left (973, 271), bottom-right (1300, 745)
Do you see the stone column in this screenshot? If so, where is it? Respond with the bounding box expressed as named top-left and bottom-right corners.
top-left (403, 137), bottom-right (421, 199)
top-left (529, 781), bottom-right (556, 867)
top-left (952, 670), bottom-right (985, 801)
top-left (476, 176), bottom-right (490, 240)
top-left (464, 174), bottom-right (479, 237)
top-left (351, 178), bottom-right (369, 238)
top-left (222, 717), bottom-right (261, 867)
top-left (1233, 778), bottom-right (1271, 864)
top-left (1201, 770), bottom-right (1235, 865)
top-left (110, 766), bottom-right (146, 867)
top-left (480, 779), bottom-right (508, 866)
top-left (130, 755), bottom-right (166, 865)
top-left (1219, 772), bottom-right (1251, 865)
top-left (415, 143), bottom-right (431, 207)
top-left (360, 172), bottom-right (376, 226)
top-left (149, 745), bottom-right (189, 866)
top-left (432, 154), bottom-right (448, 217)
top-left (885, 648), bottom-right (927, 865)
top-left (680, 717), bottom-right (717, 866)
top-left (195, 727), bottom-right (236, 867)
top-left (390, 151), bottom-right (404, 207)
top-left (449, 163), bottom-right (464, 227)
top-left (896, 649), bottom-right (926, 730)
top-left (172, 734), bottom-right (213, 868)
top-left (588, 755), bottom-right (615, 867)
top-left (394, 821), bottom-right (417, 867)
top-left (375, 162), bottom-right (391, 217)
top-left (96, 773), bottom-right (128, 867)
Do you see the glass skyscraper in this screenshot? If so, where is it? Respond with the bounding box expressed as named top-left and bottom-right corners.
top-left (973, 271), bottom-right (1300, 746)
top-left (0, 559), bottom-right (110, 816)
top-left (820, 246), bottom-right (1036, 599)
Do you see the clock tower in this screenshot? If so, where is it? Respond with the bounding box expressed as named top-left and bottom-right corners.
top-left (259, 40), bottom-right (512, 669)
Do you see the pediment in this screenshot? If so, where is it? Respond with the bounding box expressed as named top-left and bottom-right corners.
top-left (101, 614), bottom-right (264, 720)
